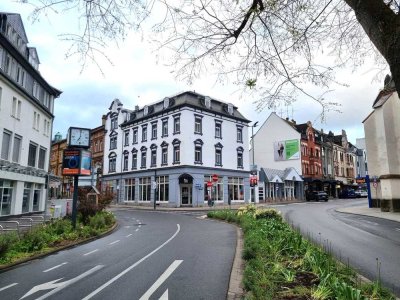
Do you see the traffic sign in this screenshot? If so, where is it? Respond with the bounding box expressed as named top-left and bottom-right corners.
top-left (212, 174), bottom-right (218, 182)
top-left (207, 181), bottom-right (213, 187)
top-left (373, 182), bottom-right (377, 188)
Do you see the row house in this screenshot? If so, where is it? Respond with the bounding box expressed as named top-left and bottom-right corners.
top-left (0, 13), bottom-right (61, 216)
top-left (102, 91), bottom-right (251, 207)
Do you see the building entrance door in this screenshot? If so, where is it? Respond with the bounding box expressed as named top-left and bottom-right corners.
top-left (180, 185), bottom-right (192, 206)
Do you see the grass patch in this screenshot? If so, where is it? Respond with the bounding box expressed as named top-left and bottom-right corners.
top-left (208, 206), bottom-right (395, 300)
top-left (0, 211), bottom-right (115, 266)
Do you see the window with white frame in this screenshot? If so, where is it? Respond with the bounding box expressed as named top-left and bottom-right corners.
top-left (150, 144), bottom-right (157, 167)
top-left (236, 125), bottom-right (243, 143)
top-left (173, 114), bottom-right (180, 134)
top-left (11, 97), bottom-right (17, 117)
top-left (124, 130), bottom-right (129, 146)
top-left (38, 147), bottom-right (46, 169)
top-left (215, 143), bottom-right (223, 166)
top-left (124, 178), bottom-right (135, 201)
top-left (151, 122), bottom-right (157, 140)
top-left (172, 139), bottom-right (181, 164)
top-left (108, 152), bottom-right (116, 173)
top-left (161, 142), bottom-right (168, 166)
top-left (204, 175), bottom-right (223, 202)
top-left (228, 177), bottom-right (244, 201)
top-left (111, 115), bottom-right (118, 130)
top-left (28, 142), bottom-right (38, 167)
top-left (1, 130), bottom-right (11, 160)
top-left (22, 182), bottom-right (31, 213)
top-left (12, 135), bottom-right (21, 163)
top-left (139, 177), bottom-right (151, 201)
top-left (237, 146), bottom-right (244, 169)
top-left (0, 180), bottom-right (13, 215)
top-left (141, 147), bottom-right (147, 168)
top-left (194, 115), bottom-right (203, 134)
top-left (131, 148), bottom-right (138, 169)
top-left (132, 127), bottom-right (138, 144)
top-left (32, 184), bottom-right (41, 211)
top-left (162, 118), bottom-right (168, 137)
top-left (142, 124), bottom-right (148, 142)
top-left (215, 120), bottom-right (222, 139)
top-left (123, 151), bottom-right (129, 171)
top-left (110, 135), bottom-right (117, 150)
top-left (156, 176), bottom-right (169, 202)
top-left (194, 139), bottom-right (203, 164)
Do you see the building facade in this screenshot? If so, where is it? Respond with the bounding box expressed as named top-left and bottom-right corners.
top-left (363, 75), bottom-right (400, 211)
top-left (102, 91), bottom-right (251, 207)
top-left (0, 13), bottom-right (61, 216)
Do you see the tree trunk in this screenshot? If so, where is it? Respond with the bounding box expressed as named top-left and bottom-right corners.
top-left (344, 0), bottom-right (400, 92)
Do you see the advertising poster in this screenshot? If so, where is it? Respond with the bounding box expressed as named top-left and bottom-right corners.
top-left (274, 139), bottom-right (300, 161)
top-left (62, 149), bottom-right (92, 176)
top-left (80, 150), bottom-right (92, 176)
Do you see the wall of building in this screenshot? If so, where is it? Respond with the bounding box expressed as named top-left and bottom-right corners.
top-left (252, 113), bottom-right (302, 174)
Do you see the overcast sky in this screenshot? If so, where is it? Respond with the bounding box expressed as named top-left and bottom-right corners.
top-left (3, 1), bottom-right (387, 145)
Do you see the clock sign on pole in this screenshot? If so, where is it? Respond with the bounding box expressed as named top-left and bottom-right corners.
top-left (63, 127), bottom-right (92, 229)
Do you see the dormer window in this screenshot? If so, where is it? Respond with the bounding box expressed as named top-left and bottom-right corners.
top-left (205, 96), bottom-right (211, 108)
top-left (163, 97), bottom-right (170, 109)
top-left (228, 104), bottom-right (234, 115)
top-left (144, 106), bottom-right (149, 116)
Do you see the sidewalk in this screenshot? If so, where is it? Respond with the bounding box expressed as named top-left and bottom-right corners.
top-left (336, 204), bottom-right (400, 223)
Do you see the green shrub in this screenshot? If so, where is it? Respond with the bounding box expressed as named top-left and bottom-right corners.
top-left (88, 213), bottom-right (106, 230)
top-left (0, 232), bottom-right (19, 258)
top-left (18, 227), bottom-right (51, 252)
top-left (254, 208), bottom-right (282, 221)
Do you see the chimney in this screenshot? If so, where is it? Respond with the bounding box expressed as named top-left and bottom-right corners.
top-left (291, 119), bottom-right (296, 125)
top-left (135, 105), bottom-right (139, 111)
top-left (102, 114), bottom-right (106, 126)
top-left (286, 117), bottom-right (289, 121)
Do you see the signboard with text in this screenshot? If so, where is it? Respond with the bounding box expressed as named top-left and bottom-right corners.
top-left (273, 139), bottom-right (300, 161)
top-left (62, 149), bottom-right (92, 176)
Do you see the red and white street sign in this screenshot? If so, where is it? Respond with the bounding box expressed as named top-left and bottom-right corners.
top-left (207, 181), bottom-right (213, 187)
top-left (373, 182), bottom-right (378, 188)
top-left (212, 174), bottom-right (218, 182)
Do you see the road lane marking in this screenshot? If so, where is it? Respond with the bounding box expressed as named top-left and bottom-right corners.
top-left (135, 228), bottom-right (139, 232)
top-left (125, 226), bottom-right (131, 228)
top-left (159, 289), bottom-right (168, 300)
top-left (82, 224), bottom-right (181, 300)
top-left (43, 262), bottom-right (68, 273)
top-left (20, 265), bottom-right (104, 300)
top-left (109, 240), bottom-right (120, 245)
top-left (83, 249), bottom-right (99, 256)
top-left (126, 234), bottom-right (133, 237)
top-left (139, 260), bottom-right (183, 300)
top-left (395, 228), bottom-right (400, 232)
top-left (0, 283), bottom-right (18, 292)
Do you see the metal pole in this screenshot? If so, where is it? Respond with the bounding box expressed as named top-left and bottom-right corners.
top-left (71, 175), bottom-right (79, 229)
top-left (366, 173), bottom-right (372, 208)
top-left (154, 168), bottom-right (157, 210)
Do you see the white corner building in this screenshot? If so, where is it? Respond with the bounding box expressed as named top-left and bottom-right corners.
top-left (102, 91), bottom-right (251, 207)
top-left (0, 13), bottom-right (62, 216)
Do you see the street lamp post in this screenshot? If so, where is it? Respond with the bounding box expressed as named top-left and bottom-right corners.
top-left (251, 121), bottom-right (259, 202)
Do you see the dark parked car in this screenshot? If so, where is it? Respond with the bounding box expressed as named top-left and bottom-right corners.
top-left (306, 191), bottom-right (328, 202)
top-left (339, 189), bottom-right (356, 199)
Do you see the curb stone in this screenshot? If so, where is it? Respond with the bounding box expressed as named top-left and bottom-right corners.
top-left (0, 221), bottom-right (119, 273)
top-left (227, 226), bottom-right (244, 300)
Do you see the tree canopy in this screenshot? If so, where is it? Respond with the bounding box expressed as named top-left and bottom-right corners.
top-left (22, 0), bottom-right (400, 112)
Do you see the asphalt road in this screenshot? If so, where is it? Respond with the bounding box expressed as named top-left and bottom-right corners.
top-left (272, 199), bottom-right (400, 297)
top-left (0, 210), bottom-right (236, 300)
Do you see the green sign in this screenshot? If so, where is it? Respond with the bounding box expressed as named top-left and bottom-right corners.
top-left (285, 140), bottom-right (300, 160)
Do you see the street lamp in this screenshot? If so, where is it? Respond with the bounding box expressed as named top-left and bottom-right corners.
top-left (251, 121), bottom-right (259, 166)
top-left (251, 121), bottom-right (259, 203)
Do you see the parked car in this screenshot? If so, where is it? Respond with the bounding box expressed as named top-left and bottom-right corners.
top-left (339, 189), bottom-right (356, 199)
top-left (306, 191), bottom-right (329, 202)
top-left (355, 190), bottom-right (368, 198)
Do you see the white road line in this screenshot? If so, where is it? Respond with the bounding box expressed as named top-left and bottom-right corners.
top-left (126, 234), bottom-right (133, 237)
top-left (159, 289), bottom-right (168, 300)
top-left (83, 249), bottom-right (99, 256)
top-left (139, 260), bottom-right (183, 300)
top-left (109, 240), bottom-right (120, 245)
top-left (135, 228), bottom-right (139, 232)
top-left (0, 283), bottom-right (18, 292)
top-left (82, 224), bottom-right (181, 300)
top-left (125, 226), bottom-right (131, 228)
top-left (43, 262), bottom-right (68, 273)
top-left (395, 228), bottom-right (400, 232)
top-left (34, 265), bottom-right (104, 300)
top-left (138, 225), bottom-right (142, 228)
